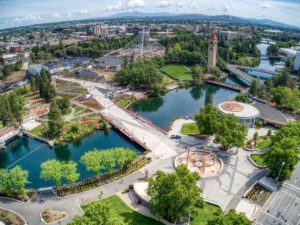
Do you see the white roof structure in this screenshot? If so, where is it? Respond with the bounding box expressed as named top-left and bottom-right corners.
top-left (217, 101), bottom-right (260, 119)
top-left (133, 182), bottom-right (150, 203)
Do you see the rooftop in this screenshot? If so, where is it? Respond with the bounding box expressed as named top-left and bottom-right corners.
top-left (218, 101), bottom-right (260, 119)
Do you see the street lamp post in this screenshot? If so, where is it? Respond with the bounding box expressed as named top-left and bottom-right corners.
top-left (276, 162), bottom-right (286, 182)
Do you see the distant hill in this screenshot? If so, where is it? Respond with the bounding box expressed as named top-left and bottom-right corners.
top-left (109, 11), bottom-right (298, 29)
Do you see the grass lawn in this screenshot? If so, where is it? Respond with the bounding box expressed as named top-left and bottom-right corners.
top-left (255, 139), bottom-right (272, 150)
top-left (74, 106), bottom-right (86, 116)
top-left (102, 195), bottom-right (163, 225)
top-left (250, 154), bottom-right (267, 167)
top-left (190, 202), bottom-right (221, 225)
top-left (161, 64), bottom-right (193, 81)
top-left (180, 123), bottom-right (200, 135)
top-left (30, 123), bottom-right (47, 137)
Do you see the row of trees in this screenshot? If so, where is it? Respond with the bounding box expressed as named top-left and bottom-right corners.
top-left (80, 148), bottom-right (137, 176)
top-left (39, 148), bottom-right (137, 187)
top-left (195, 104), bottom-right (247, 150)
top-left (267, 40), bottom-right (297, 56)
top-left (0, 90), bottom-right (25, 126)
top-left (31, 37), bottom-right (133, 62)
top-left (114, 60), bottom-right (164, 96)
top-left (30, 69), bottom-right (56, 103)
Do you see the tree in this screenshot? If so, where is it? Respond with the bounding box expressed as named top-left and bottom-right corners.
top-left (55, 98), bottom-right (71, 115)
top-left (265, 138), bottom-right (299, 181)
top-left (192, 66), bottom-right (204, 85)
top-left (249, 79), bottom-right (261, 97)
top-left (81, 150), bottom-right (106, 176)
top-left (253, 132), bottom-right (258, 142)
top-left (8, 166), bottom-right (29, 196)
top-left (68, 199), bottom-right (125, 225)
top-left (208, 209), bottom-right (251, 225)
top-left (40, 160), bottom-right (79, 186)
top-left (147, 165), bottom-right (203, 222)
top-left (271, 122), bottom-right (300, 147)
top-left (48, 101), bottom-right (64, 139)
top-left (81, 148), bottom-right (137, 176)
top-left (215, 114), bottom-right (247, 150)
top-left (267, 129), bottom-right (272, 138)
top-left (194, 104), bottom-right (221, 135)
top-left (209, 66), bottom-right (222, 80)
top-left (36, 69), bottom-right (56, 103)
top-left (0, 166), bottom-right (29, 196)
top-left (234, 93), bottom-right (250, 103)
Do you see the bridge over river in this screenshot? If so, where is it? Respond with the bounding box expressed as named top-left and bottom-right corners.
top-left (226, 64), bottom-right (255, 86)
top-left (56, 77), bottom-right (178, 160)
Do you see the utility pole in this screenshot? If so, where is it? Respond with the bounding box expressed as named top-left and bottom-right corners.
top-left (141, 26), bottom-right (145, 59)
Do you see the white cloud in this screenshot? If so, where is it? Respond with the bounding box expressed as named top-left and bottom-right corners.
top-left (178, 1), bottom-right (186, 8)
top-left (104, 1), bottom-right (124, 11)
top-left (66, 12), bottom-right (73, 18)
top-left (52, 12), bottom-right (61, 18)
top-left (127, 0), bottom-right (145, 9)
top-left (156, 0), bottom-right (174, 8)
top-left (222, 4), bottom-right (230, 13)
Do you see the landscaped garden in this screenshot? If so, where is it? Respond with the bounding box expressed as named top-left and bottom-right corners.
top-left (250, 154), bottom-right (267, 167)
top-left (41, 210), bottom-right (67, 224)
top-left (0, 208), bottom-right (25, 225)
top-left (180, 122), bottom-right (199, 135)
top-left (245, 134), bottom-right (272, 150)
top-left (161, 64), bottom-right (193, 81)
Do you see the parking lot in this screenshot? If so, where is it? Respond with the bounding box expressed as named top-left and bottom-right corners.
top-left (255, 163), bottom-right (300, 225)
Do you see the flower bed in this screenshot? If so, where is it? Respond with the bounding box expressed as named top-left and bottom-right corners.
top-left (245, 136), bottom-right (272, 151)
top-left (41, 210), bottom-right (67, 224)
top-left (0, 208), bottom-right (25, 225)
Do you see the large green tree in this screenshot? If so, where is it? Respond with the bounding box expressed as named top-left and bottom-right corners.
top-left (208, 209), bottom-right (251, 225)
top-left (114, 60), bottom-right (164, 96)
top-left (147, 165), bottom-right (203, 222)
top-left (194, 103), bottom-right (221, 135)
top-left (265, 138), bottom-right (299, 181)
top-left (214, 114), bottom-right (247, 150)
top-left (48, 101), bottom-right (64, 139)
top-left (68, 200), bottom-right (125, 225)
top-left (81, 148), bottom-right (137, 176)
top-left (40, 160), bottom-right (79, 187)
top-left (0, 166), bottom-right (29, 196)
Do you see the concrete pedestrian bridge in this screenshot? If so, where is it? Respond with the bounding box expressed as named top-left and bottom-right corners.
top-left (56, 77), bottom-right (178, 160)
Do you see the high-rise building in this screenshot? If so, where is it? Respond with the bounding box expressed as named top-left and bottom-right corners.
top-left (208, 32), bottom-right (218, 68)
top-left (92, 25), bottom-right (108, 36)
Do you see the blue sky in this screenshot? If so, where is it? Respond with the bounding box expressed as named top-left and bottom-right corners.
top-left (0, 0), bottom-right (299, 29)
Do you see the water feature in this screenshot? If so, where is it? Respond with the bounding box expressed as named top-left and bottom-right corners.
top-left (131, 84), bottom-right (239, 129)
top-left (0, 130), bottom-right (143, 188)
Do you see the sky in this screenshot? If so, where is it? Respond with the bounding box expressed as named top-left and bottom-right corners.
top-left (0, 0), bottom-right (300, 29)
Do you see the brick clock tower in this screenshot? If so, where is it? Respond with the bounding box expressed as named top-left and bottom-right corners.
top-left (208, 32), bottom-right (218, 68)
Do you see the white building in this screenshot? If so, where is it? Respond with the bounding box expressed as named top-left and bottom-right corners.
top-left (217, 101), bottom-right (260, 127)
top-left (294, 51), bottom-right (300, 71)
top-left (1, 54), bottom-right (20, 65)
top-left (279, 48), bottom-right (297, 58)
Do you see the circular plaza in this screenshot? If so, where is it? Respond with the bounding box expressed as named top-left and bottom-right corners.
top-left (217, 101), bottom-right (260, 127)
top-left (175, 149), bottom-right (223, 178)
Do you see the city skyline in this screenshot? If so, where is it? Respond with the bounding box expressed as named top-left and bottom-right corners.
top-left (0, 0), bottom-right (300, 29)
